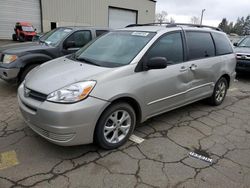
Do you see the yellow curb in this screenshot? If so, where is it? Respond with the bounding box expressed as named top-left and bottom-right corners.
top-left (0, 151), bottom-right (19, 170)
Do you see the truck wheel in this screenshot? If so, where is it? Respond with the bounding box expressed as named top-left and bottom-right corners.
top-left (18, 35), bottom-right (25, 42)
top-left (19, 64), bottom-right (39, 84)
top-left (94, 102), bottom-right (136, 150)
top-left (12, 34), bottom-right (17, 41)
top-left (207, 77), bottom-right (228, 106)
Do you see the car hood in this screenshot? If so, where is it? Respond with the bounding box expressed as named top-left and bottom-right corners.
top-left (0, 42), bottom-right (54, 56)
top-left (25, 57), bottom-right (110, 95)
top-left (234, 47), bottom-right (250, 54)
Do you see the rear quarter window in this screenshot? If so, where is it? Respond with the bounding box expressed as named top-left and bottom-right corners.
top-left (212, 32), bottom-right (233, 55)
top-left (186, 31), bottom-right (215, 60)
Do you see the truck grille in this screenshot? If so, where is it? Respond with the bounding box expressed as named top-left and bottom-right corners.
top-left (236, 54), bottom-right (250, 60)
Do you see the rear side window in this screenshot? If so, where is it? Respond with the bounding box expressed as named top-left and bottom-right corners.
top-left (96, 30), bottom-right (109, 37)
top-left (212, 32), bottom-right (233, 55)
top-left (146, 32), bottom-right (184, 64)
top-left (186, 32), bottom-right (215, 60)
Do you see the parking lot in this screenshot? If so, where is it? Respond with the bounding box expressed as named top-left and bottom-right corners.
top-left (0, 40), bottom-right (250, 188)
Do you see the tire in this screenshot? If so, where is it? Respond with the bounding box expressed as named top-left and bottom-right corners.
top-left (12, 34), bottom-right (17, 41)
top-left (18, 35), bottom-right (25, 42)
top-left (19, 64), bottom-right (39, 84)
top-left (95, 102), bottom-right (136, 150)
top-left (208, 77), bottom-right (228, 106)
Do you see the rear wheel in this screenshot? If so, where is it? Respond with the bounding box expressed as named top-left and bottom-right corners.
top-left (12, 34), bottom-right (17, 41)
top-left (19, 64), bottom-right (39, 84)
top-left (95, 102), bottom-right (136, 149)
top-left (208, 77), bottom-right (228, 106)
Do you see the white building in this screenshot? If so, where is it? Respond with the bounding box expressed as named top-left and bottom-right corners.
top-left (0, 0), bottom-right (156, 39)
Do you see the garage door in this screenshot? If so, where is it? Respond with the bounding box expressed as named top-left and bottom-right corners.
top-left (109, 7), bottom-right (137, 29)
top-left (0, 0), bottom-right (41, 39)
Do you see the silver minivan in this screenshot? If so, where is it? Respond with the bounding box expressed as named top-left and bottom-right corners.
top-left (18, 24), bottom-right (236, 149)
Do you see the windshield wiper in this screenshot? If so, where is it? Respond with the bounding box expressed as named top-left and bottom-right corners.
top-left (75, 57), bottom-right (101, 66)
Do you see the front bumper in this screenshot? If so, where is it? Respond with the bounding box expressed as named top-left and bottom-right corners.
top-left (236, 60), bottom-right (250, 72)
top-left (18, 84), bottom-right (110, 146)
top-left (0, 66), bottom-right (20, 81)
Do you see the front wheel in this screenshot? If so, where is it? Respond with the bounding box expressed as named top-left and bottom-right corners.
top-left (208, 77), bottom-right (228, 106)
top-left (94, 102), bottom-right (136, 150)
top-left (19, 64), bottom-right (39, 84)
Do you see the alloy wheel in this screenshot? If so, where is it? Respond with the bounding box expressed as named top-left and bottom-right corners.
top-left (103, 110), bottom-right (132, 144)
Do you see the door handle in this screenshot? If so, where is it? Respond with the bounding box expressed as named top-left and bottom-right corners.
top-left (190, 64), bottom-right (198, 71)
top-left (180, 66), bottom-right (188, 72)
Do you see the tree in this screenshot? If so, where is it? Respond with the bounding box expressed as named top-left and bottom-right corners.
top-left (190, 16), bottom-right (200, 24)
top-left (155, 11), bottom-right (168, 23)
top-left (218, 18), bottom-right (230, 34)
top-left (243, 15), bottom-right (250, 35)
top-left (218, 15), bottom-right (250, 35)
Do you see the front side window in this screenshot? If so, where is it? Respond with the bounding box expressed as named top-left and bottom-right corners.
top-left (65, 31), bottom-right (92, 48)
top-left (212, 32), bottom-right (233, 55)
top-left (40, 28), bottom-right (72, 46)
top-left (146, 32), bottom-right (184, 64)
top-left (75, 31), bottom-right (155, 67)
top-left (186, 32), bottom-right (215, 60)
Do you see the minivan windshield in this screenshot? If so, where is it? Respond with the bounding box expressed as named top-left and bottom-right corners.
top-left (40, 28), bottom-right (72, 46)
top-left (75, 31), bottom-right (155, 67)
top-left (238, 37), bottom-right (250, 47)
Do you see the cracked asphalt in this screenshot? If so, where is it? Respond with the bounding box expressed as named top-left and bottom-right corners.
top-left (0, 77), bottom-right (250, 188)
top-left (0, 42), bottom-right (250, 187)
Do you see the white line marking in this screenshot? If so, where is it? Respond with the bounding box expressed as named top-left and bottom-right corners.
top-left (129, 135), bottom-right (145, 144)
top-left (229, 88), bottom-right (238, 92)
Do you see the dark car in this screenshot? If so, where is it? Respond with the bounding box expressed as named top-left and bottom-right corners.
top-left (0, 26), bottom-right (109, 83)
top-left (234, 36), bottom-right (250, 73)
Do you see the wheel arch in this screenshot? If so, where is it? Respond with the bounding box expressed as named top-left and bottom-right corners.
top-left (220, 74), bottom-right (230, 88)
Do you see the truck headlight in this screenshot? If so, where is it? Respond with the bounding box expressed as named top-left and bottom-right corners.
top-left (47, 81), bottom-right (96, 103)
top-left (3, 54), bottom-right (18, 64)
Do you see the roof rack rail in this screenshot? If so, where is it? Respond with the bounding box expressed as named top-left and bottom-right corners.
top-left (126, 22), bottom-right (222, 31)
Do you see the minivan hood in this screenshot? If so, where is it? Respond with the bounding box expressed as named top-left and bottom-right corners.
top-left (25, 57), bottom-right (109, 94)
top-left (0, 42), bottom-right (54, 55)
top-left (234, 47), bottom-right (250, 54)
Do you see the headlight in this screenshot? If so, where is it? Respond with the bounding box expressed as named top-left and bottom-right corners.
top-left (3, 54), bottom-right (18, 64)
top-left (47, 81), bottom-right (96, 103)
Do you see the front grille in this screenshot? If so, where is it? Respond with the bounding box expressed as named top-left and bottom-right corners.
top-left (29, 90), bottom-right (47, 102)
top-left (236, 54), bottom-right (250, 60)
top-left (25, 87), bottom-right (47, 102)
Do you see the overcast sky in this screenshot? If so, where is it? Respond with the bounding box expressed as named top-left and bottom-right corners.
top-left (156, 0), bottom-right (250, 26)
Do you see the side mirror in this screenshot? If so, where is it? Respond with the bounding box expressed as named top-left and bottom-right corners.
top-left (145, 57), bottom-right (168, 70)
top-left (64, 41), bottom-right (75, 49)
top-left (233, 42), bottom-right (238, 47)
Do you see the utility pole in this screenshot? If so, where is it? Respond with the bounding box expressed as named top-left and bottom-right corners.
top-left (200, 9), bottom-right (206, 25)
